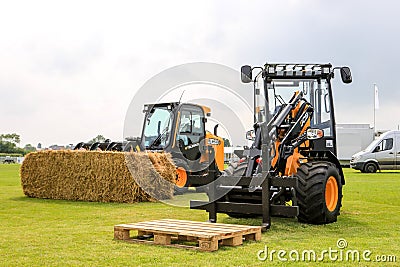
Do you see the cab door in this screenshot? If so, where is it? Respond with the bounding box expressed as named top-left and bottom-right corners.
top-left (175, 105), bottom-right (206, 161)
top-left (373, 137), bottom-right (395, 170)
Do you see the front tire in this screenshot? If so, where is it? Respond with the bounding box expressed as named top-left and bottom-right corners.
top-left (173, 158), bottom-right (189, 195)
top-left (296, 161), bottom-right (343, 224)
top-left (364, 162), bottom-right (378, 173)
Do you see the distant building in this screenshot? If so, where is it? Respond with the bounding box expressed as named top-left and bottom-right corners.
top-left (49, 145), bottom-right (66, 150)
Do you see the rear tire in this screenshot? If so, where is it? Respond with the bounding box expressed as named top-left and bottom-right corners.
top-left (222, 160), bottom-right (247, 177)
top-left (363, 162), bottom-right (378, 173)
top-left (295, 161), bottom-right (343, 224)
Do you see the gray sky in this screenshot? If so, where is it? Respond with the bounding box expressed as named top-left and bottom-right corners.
top-left (1, 0), bottom-right (399, 147)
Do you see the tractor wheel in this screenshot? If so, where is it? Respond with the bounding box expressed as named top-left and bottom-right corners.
top-left (363, 162), bottom-right (378, 173)
top-left (222, 160), bottom-right (247, 177)
top-left (295, 161), bottom-right (343, 224)
top-left (174, 158), bottom-right (189, 195)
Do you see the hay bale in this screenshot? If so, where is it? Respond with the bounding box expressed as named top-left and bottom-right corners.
top-left (20, 150), bottom-right (176, 203)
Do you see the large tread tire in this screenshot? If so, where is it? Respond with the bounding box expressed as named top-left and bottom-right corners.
top-left (296, 161), bottom-right (343, 224)
top-left (221, 159), bottom-right (247, 177)
top-left (173, 158), bottom-right (189, 195)
top-left (224, 161), bottom-right (247, 177)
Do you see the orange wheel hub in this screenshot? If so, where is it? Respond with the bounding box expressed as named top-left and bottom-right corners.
top-left (325, 176), bottom-right (338, 212)
top-left (175, 167), bottom-right (187, 188)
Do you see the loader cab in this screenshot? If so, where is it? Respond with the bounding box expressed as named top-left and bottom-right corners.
top-left (141, 102), bottom-right (207, 154)
top-left (141, 102), bottom-right (206, 150)
top-left (242, 64), bottom-right (352, 156)
top-left (241, 63), bottom-right (352, 181)
top-left (141, 102), bottom-right (225, 174)
top-left (267, 78), bottom-right (335, 154)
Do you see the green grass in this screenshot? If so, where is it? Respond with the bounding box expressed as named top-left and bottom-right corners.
top-left (0, 164), bottom-right (399, 266)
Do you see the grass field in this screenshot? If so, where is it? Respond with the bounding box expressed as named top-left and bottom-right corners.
top-left (0, 164), bottom-right (399, 266)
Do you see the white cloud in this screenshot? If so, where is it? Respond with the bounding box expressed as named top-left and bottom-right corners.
top-left (0, 0), bottom-right (399, 146)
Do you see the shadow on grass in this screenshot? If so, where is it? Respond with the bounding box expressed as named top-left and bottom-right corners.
top-left (221, 216), bottom-right (264, 226)
top-left (221, 216), bottom-right (301, 228)
top-left (220, 213), bottom-right (367, 230)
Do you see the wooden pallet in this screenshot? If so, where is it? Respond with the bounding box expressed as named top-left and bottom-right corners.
top-left (114, 219), bottom-right (262, 251)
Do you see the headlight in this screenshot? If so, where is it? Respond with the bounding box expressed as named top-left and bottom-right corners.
top-left (306, 128), bottom-right (324, 140)
top-left (352, 155), bottom-right (362, 162)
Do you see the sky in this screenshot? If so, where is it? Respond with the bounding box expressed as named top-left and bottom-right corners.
top-left (1, 0), bottom-right (399, 147)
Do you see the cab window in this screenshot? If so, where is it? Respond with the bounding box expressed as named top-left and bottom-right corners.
top-left (374, 138), bottom-right (393, 152)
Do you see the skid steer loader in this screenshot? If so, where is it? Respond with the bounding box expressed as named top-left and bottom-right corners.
top-left (124, 102), bottom-right (226, 194)
top-left (190, 62), bottom-right (352, 229)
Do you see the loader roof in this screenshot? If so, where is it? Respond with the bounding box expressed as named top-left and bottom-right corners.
top-left (143, 102), bottom-right (180, 113)
top-left (143, 102), bottom-right (211, 116)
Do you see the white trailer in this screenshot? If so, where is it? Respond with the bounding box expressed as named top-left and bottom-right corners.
top-left (336, 124), bottom-right (374, 165)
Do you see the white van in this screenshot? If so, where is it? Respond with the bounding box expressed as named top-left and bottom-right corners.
top-left (350, 130), bottom-right (400, 172)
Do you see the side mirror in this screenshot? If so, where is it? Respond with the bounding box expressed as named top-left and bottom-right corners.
top-left (241, 65), bottom-right (252, 83)
top-left (340, 67), bottom-right (352, 84)
top-left (246, 129), bottom-right (255, 141)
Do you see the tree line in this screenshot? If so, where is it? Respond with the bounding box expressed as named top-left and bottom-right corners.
top-left (0, 133), bottom-right (35, 156)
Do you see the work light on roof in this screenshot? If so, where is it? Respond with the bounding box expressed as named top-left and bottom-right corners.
top-left (322, 67), bottom-right (330, 74)
top-left (267, 66), bottom-right (275, 74)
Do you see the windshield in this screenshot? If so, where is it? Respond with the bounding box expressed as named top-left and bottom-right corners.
top-left (256, 78), bottom-right (332, 137)
top-left (143, 107), bottom-right (173, 149)
top-left (364, 138), bottom-right (380, 152)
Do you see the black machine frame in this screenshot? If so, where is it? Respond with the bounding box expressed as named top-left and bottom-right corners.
top-left (190, 62), bottom-right (352, 230)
